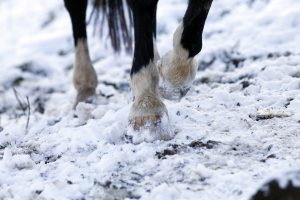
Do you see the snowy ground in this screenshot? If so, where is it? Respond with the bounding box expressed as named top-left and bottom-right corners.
top-left (1, 0), bottom-right (300, 199)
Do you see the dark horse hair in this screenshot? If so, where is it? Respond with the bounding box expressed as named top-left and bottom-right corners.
top-left (90, 0), bottom-right (133, 53)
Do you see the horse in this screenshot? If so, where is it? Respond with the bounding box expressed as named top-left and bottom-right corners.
top-left (64, 0), bottom-right (213, 140)
top-left (63, 2), bottom-right (300, 199)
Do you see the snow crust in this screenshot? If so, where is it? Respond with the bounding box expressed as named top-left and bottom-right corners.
top-left (1, 0), bottom-right (300, 199)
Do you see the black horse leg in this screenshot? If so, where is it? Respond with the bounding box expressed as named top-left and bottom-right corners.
top-left (64, 0), bottom-right (98, 107)
top-left (128, 0), bottom-right (172, 140)
top-left (158, 0), bottom-right (213, 101)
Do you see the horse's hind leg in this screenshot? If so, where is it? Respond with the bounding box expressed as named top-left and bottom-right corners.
top-left (64, 0), bottom-right (98, 107)
top-left (158, 0), bottom-right (213, 101)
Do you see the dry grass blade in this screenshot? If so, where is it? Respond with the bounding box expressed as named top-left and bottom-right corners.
top-left (13, 87), bottom-right (27, 113)
top-left (26, 96), bottom-right (31, 130)
top-left (12, 88), bottom-right (31, 131)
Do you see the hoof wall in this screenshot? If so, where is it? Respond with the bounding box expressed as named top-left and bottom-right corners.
top-left (130, 114), bottom-right (162, 131)
top-left (159, 85), bottom-right (190, 101)
top-left (73, 88), bottom-right (96, 108)
top-left (128, 113), bottom-right (174, 143)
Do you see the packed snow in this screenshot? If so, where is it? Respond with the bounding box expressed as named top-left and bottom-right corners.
top-left (0, 0), bottom-right (300, 199)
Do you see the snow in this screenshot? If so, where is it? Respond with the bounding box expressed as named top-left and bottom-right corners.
top-left (1, 0), bottom-right (300, 199)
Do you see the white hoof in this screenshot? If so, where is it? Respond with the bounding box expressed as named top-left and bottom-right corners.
top-left (128, 111), bottom-right (173, 143)
top-left (74, 88), bottom-right (96, 108)
top-left (158, 50), bottom-right (197, 101)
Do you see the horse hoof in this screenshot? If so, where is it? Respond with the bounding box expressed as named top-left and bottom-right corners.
top-left (159, 84), bottom-right (191, 101)
top-left (128, 96), bottom-right (173, 142)
top-left (73, 88), bottom-right (96, 108)
top-left (129, 113), bottom-right (173, 142)
top-left (157, 50), bottom-right (197, 101)
top-left (130, 114), bottom-right (161, 130)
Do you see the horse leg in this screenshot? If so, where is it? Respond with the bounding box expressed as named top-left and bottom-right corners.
top-left (128, 0), bottom-right (171, 140)
top-left (64, 0), bottom-right (98, 107)
top-left (158, 0), bottom-right (213, 101)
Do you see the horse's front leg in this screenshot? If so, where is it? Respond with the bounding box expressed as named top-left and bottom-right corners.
top-left (128, 0), bottom-right (172, 140)
top-left (158, 0), bottom-right (213, 101)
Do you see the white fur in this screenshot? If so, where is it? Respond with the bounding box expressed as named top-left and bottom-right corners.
top-left (153, 37), bottom-right (160, 64)
top-left (158, 23), bottom-right (197, 100)
top-left (74, 39), bottom-right (97, 94)
top-left (129, 61), bottom-right (167, 119)
top-left (73, 39), bottom-right (98, 106)
top-left (128, 61), bottom-right (173, 141)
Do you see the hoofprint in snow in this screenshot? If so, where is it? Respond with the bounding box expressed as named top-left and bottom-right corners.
top-left (0, 0), bottom-right (300, 199)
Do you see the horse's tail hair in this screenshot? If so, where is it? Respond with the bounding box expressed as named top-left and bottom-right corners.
top-left (90, 0), bottom-right (133, 53)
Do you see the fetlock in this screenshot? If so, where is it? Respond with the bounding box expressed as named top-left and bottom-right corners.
top-left (73, 39), bottom-right (98, 107)
top-left (158, 24), bottom-right (197, 101)
top-left (129, 62), bottom-right (167, 126)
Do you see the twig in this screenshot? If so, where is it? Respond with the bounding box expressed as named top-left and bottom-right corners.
top-left (12, 88), bottom-right (31, 131)
top-left (12, 87), bottom-right (27, 113)
top-left (26, 96), bottom-right (31, 130)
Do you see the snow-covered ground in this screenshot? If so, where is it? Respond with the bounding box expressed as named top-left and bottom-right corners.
top-left (1, 0), bottom-right (300, 199)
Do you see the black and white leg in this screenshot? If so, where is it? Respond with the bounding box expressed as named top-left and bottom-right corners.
top-left (64, 0), bottom-right (98, 107)
top-left (128, 0), bottom-right (172, 140)
top-left (158, 0), bottom-right (213, 101)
